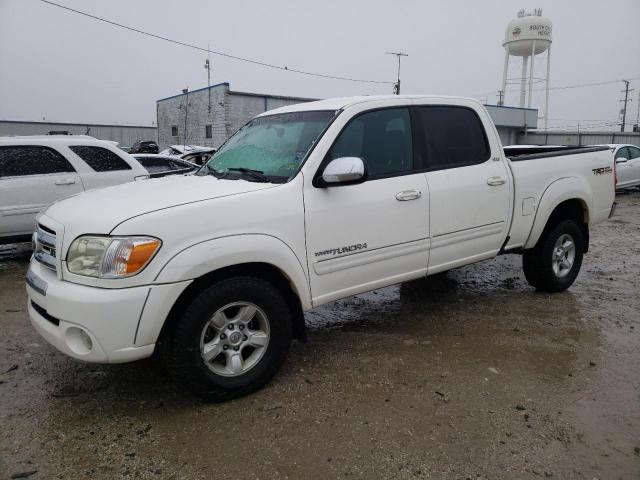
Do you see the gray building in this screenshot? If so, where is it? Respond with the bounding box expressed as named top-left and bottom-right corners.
top-left (484, 104), bottom-right (538, 146)
top-left (0, 120), bottom-right (156, 148)
top-left (156, 83), bottom-right (538, 150)
top-left (156, 83), bottom-right (315, 150)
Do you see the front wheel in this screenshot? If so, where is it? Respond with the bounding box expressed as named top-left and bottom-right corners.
top-left (163, 276), bottom-right (292, 401)
top-left (522, 220), bottom-right (584, 292)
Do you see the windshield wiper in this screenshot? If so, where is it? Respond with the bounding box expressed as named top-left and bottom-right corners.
top-left (226, 167), bottom-right (270, 183)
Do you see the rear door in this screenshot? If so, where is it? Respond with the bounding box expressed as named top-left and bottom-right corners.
top-left (66, 145), bottom-right (139, 190)
top-left (0, 145), bottom-right (84, 238)
top-left (415, 105), bottom-right (511, 274)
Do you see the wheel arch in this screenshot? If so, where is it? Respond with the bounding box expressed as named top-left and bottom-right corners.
top-left (524, 178), bottom-right (592, 251)
top-left (157, 261), bottom-right (307, 346)
top-left (153, 235), bottom-right (310, 345)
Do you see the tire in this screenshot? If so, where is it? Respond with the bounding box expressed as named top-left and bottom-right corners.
top-left (522, 220), bottom-right (584, 292)
top-left (163, 276), bottom-right (292, 401)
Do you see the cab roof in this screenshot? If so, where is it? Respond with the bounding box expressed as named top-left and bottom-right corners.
top-left (0, 135), bottom-right (113, 145)
top-left (257, 95), bottom-right (481, 117)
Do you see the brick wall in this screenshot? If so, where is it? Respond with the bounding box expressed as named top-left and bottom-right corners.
top-left (157, 84), bottom-right (315, 150)
top-left (157, 84), bottom-right (229, 150)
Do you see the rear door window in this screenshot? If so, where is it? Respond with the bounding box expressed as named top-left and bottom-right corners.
top-left (414, 106), bottom-right (490, 170)
top-left (327, 107), bottom-right (413, 178)
top-left (136, 157), bottom-right (167, 173)
top-left (626, 146), bottom-right (640, 159)
top-left (169, 159), bottom-right (190, 170)
top-left (0, 145), bottom-right (75, 178)
top-left (69, 146), bottom-right (132, 172)
top-left (616, 147), bottom-right (630, 160)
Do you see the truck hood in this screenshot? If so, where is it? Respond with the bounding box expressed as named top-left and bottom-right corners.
top-left (43, 175), bottom-right (276, 234)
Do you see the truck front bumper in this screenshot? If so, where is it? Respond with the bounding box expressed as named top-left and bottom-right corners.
top-left (26, 260), bottom-right (189, 364)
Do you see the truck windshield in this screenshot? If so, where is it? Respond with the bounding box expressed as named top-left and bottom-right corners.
top-left (200, 110), bottom-right (335, 182)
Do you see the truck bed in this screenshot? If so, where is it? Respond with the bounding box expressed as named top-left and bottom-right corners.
top-left (503, 145), bottom-right (615, 251)
top-left (504, 145), bottom-right (610, 160)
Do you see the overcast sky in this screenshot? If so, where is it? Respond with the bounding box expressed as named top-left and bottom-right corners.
top-left (1, 0), bottom-right (639, 130)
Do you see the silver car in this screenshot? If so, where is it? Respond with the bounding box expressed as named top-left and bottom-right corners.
top-left (608, 144), bottom-right (640, 190)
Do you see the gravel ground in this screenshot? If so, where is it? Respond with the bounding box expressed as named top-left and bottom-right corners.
top-left (1, 191), bottom-right (639, 479)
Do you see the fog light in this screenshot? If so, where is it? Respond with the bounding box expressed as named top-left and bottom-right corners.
top-left (65, 326), bottom-right (93, 355)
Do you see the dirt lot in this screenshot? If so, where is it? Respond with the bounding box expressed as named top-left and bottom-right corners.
top-left (1, 191), bottom-right (639, 480)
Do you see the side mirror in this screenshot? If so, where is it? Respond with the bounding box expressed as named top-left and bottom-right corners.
top-left (615, 157), bottom-right (628, 164)
top-left (319, 157), bottom-right (367, 186)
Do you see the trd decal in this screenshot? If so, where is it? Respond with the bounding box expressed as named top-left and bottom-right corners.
top-left (315, 242), bottom-right (368, 258)
top-left (592, 166), bottom-right (612, 175)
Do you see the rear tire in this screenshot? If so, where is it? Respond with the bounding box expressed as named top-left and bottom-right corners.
top-left (522, 220), bottom-right (584, 292)
top-left (163, 276), bottom-right (292, 401)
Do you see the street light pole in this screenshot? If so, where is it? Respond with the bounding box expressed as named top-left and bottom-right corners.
top-left (182, 87), bottom-right (189, 149)
top-left (386, 51), bottom-right (408, 95)
top-left (204, 45), bottom-right (211, 113)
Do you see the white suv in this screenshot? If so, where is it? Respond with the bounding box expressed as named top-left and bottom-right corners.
top-left (0, 135), bottom-right (148, 243)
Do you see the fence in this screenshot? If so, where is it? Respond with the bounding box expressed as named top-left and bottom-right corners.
top-left (517, 130), bottom-right (640, 147)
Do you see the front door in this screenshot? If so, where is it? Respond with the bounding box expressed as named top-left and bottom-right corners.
top-left (304, 107), bottom-right (429, 306)
top-left (414, 105), bottom-right (511, 274)
top-left (616, 146), bottom-right (640, 187)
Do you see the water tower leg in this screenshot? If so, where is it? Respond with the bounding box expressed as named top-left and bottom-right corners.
top-left (527, 40), bottom-right (536, 108)
top-left (501, 50), bottom-right (509, 106)
top-left (520, 56), bottom-right (528, 108)
top-left (544, 46), bottom-right (551, 130)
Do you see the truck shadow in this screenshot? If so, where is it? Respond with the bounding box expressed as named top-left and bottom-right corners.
top-left (41, 254), bottom-right (587, 407)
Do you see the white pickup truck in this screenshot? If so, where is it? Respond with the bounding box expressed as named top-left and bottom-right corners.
top-left (26, 95), bottom-right (616, 400)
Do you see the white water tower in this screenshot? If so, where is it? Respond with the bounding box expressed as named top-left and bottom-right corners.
top-left (500, 8), bottom-right (552, 128)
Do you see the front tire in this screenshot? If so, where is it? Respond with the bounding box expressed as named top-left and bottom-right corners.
top-left (522, 220), bottom-right (584, 292)
top-left (163, 276), bottom-right (292, 401)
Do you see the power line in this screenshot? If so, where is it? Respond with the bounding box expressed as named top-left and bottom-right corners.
top-left (474, 76), bottom-right (640, 99)
top-left (545, 78), bottom-right (638, 92)
top-left (40, 0), bottom-right (393, 85)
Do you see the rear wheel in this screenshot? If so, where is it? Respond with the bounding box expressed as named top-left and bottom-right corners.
top-left (522, 220), bottom-right (584, 292)
top-left (163, 276), bottom-right (292, 401)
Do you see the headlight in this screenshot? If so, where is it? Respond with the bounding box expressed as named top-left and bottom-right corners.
top-left (67, 236), bottom-right (161, 278)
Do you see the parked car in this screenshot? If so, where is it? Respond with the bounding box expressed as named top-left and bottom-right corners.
top-left (129, 140), bottom-right (159, 154)
top-left (596, 144), bottom-right (640, 189)
top-left (26, 96), bottom-right (615, 401)
top-left (0, 135), bottom-right (148, 244)
top-left (159, 145), bottom-right (216, 165)
top-left (132, 154), bottom-right (199, 177)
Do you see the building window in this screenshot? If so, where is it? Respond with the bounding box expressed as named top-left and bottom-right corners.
top-left (171, 126), bottom-right (178, 137)
top-left (205, 125), bottom-right (212, 139)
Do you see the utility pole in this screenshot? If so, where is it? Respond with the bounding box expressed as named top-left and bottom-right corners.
top-left (386, 51), bottom-right (408, 95)
top-left (620, 80), bottom-right (633, 132)
top-left (635, 89), bottom-right (640, 132)
top-left (182, 88), bottom-right (189, 149)
top-left (497, 90), bottom-right (505, 106)
top-left (204, 45), bottom-right (212, 113)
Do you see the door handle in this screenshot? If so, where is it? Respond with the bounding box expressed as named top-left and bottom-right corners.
top-left (54, 179), bottom-right (76, 186)
top-left (487, 176), bottom-right (506, 186)
top-left (395, 189), bottom-right (422, 201)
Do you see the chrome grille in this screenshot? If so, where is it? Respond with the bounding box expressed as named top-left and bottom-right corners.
top-left (34, 224), bottom-right (57, 271)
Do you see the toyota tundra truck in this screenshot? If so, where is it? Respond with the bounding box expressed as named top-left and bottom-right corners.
top-left (25, 95), bottom-right (616, 400)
